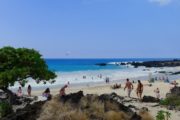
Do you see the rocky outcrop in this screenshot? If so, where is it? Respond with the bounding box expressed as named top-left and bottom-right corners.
top-left (52, 92), bottom-right (142, 120)
top-left (3, 92), bottom-right (150, 120)
top-left (124, 59), bottom-right (180, 68)
top-left (0, 90), bottom-right (34, 106)
top-left (60, 91), bottom-right (84, 103)
top-left (99, 93), bottom-right (133, 115)
top-left (142, 96), bottom-right (159, 103)
top-left (99, 92), bottom-right (124, 103)
top-left (170, 86), bottom-right (180, 96)
top-left (0, 91), bottom-right (8, 102)
top-left (2, 101), bottom-right (45, 120)
top-left (96, 59), bottom-right (180, 68)
top-left (95, 63), bottom-right (107, 66)
top-left (171, 71), bottom-right (180, 75)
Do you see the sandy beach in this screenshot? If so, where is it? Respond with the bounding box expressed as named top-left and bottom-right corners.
top-left (28, 79), bottom-right (180, 120)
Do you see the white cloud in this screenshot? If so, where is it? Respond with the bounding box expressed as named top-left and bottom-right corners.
top-left (148, 0), bottom-right (173, 5)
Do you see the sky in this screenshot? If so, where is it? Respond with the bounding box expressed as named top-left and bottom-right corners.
top-left (0, 0), bottom-right (180, 58)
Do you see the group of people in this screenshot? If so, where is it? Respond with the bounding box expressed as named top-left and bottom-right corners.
top-left (16, 83), bottom-right (69, 101)
top-left (17, 85), bottom-right (32, 97)
top-left (124, 78), bottom-right (160, 100)
top-left (124, 79), bottom-right (143, 99)
top-left (16, 78), bottom-right (163, 101)
top-left (42, 84), bottom-right (69, 100)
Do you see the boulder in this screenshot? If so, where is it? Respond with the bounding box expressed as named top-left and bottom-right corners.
top-left (142, 96), bottom-right (159, 103)
top-left (170, 86), bottom-right (180, 96)
top-left (140, 107), bottom-right (149, 112)
top-left (167, 105), bottom-right (176, 110)
top-left (99, 92), bottom-right (124, 102)
top-left (60, 91), bottom-right (84, 103)
top-left (2, 101), bottom-right (45, 120)
top-left (130, 112), bottom-right (142, 120)
top-left (95, 63), bottom-right (107, 66)
top-left (99, 93), bottom-right (134, 116)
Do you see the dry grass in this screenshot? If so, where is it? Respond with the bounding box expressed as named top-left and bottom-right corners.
top-left (104, 101), bottom-right (120, 111)
top-left (139, 111), bottom-right (154, 120)
top-left (38, 94), bottom-right (154, 120)
top-left (37, 95), bottom-right (86, 120)
top-left (105, 111), bottom-right (129, 120)
top-left (80, 95), bottom-right (105, 119)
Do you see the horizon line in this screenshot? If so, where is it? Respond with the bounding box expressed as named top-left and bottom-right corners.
top-left (43, 57), bottom-right (180, 59)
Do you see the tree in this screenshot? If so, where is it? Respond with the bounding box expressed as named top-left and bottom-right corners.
top-left (0, 46), bottom-right (57, 103)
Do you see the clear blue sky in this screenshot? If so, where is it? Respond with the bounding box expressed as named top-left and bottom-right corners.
top-left (0, 0), bottom-right (180, 58)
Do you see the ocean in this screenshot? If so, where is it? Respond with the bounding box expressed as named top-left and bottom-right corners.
top-left (45, 58), bottom-right (172, 72)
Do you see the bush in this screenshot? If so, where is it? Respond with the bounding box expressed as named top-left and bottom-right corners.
top-left (160, 96), bottom-right (180, 106)
top-left (160, 99), bottom-right (170, 106)
top-left (0, 101), bottom-right (13, 118)
top-left (156, 110), bottom-right (171, 120)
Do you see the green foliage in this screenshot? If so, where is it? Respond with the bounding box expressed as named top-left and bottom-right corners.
top-left (0, 101), bottom-right (12, 118)
top-left (160, 99), bottom-right (170, 106)
top-left (160, 96), bottom-right (180, 106)
top-left (0, 46), bottom-right (57, 88)
top-left (156, 110), bottom-right (171, 120)
top-left (156, 110), bottom-right (165, 120)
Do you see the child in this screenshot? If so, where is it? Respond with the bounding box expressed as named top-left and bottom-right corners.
top-left (154, 88), bottom-right (160, 99)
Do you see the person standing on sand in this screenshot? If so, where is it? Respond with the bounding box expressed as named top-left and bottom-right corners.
top-left (17, 86), bottom-right (22, 97)
top-left (60, 85), bottom-right (68, 97)
top-left (136, 80), bottom-right (143, 99)
top-left (124, 78), bottom-right (133, 97)
top-left (154, 88), bottom-right (160, 99)
top-left (27, 85), bottom-right (32, 96)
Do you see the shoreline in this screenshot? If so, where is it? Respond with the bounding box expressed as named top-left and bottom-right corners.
top-left (10, 66), bottom-right (180, 91)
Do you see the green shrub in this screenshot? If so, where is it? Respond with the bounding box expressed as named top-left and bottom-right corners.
top-left (160, 96), bottom-right (180, 106)
top-left (0, 101), bottom-right (13, 118)
top-left (156, 110), bottom-right (171, 120)
top-left (160, 99), bottom-right (170, 106)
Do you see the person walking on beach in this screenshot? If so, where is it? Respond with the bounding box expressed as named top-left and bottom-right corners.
top-left (124, 78), bottom-right (133, 97)
top-left (136, 80), bottom-right (143, 100)
top-left (27, 85), bottom-right (32, 96)
top-left (60, 85), bottom-right (68, 97)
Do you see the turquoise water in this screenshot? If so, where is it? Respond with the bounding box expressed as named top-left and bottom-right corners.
top-left (45, 58), bottom-right (173, 72)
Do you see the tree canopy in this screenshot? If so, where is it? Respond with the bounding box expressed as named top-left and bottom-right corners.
top-left (0, 46), bottom-right (57, 88)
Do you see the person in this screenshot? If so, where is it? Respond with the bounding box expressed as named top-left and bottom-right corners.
top-left (112, 83), bottom-right (121, 89)
top-left (27, 85), bottom-right (32, 96)
top-left (105, 77), bottom-right (110, 83)
top-left (154, 88), bottom-right (160, 99)
top-left (136, 80), bottom-right (143, 99)
top-left (17, 87), bottom-right (22, 97)
top-left (42, 88), bottom-right (51, 100)
top-left (59, 85), bottom-right (68, 97)
top-left (124, 78), bottom-right (133, 97)
top-left (171, 81), bottom-right (178, 86)
top-left (83, 76), bottom-right (86, 79)
top-left (67, 81), bottom-right (70, 85)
